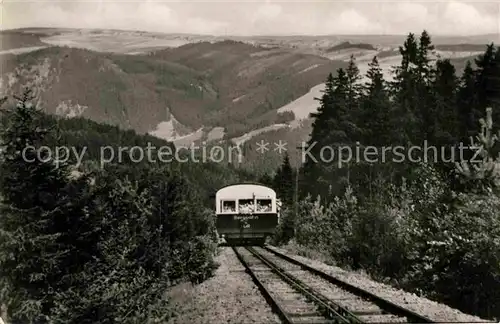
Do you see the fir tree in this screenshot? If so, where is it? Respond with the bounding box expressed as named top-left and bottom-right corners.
top-left (432, 59), bottom-right (459, 145)
top-left (457, 61), bottom-right (479, 140)
top-left (273, 153), bottom-right (294, 207)
top-left (398, 32), bottom-right (419, 70)
top-left (361, 56), bottom-right (393, 146)
top-left (328, 68), bottom-right (354, 145)
top-left (416, 30), bottom-right (437, 142)
top-left (0, 89), bottom-right (91, 322)
top-left (416, 30), bottom-right (435, 84)
top-left (391, 32), bottom-right (421, 144)
top-left (302, 74), bottom-right (336, 198)
top-left (474, 44), bottom-right (498, 112)
top-left (345, 55), bottom-right (364, 141)
top-left (455, 107), bottom-right (500, 193)
top-left (309, 73), bottom-right (336, 142)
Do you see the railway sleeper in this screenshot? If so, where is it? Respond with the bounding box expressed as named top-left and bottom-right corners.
top-left (291, 311), bottom-right (328, 317)
top-left (351, 309), bottom-right (384, 316)
top-left (347, 305), bottom-right (385, 315)
top-left (248, 248), bottom-right (357, 323)
top-left (355, 314), bottom-right (409, 323)
top-left (290, 316), bottom-right (341, 324)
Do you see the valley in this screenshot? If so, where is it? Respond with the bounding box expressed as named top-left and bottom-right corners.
top-left (0, 27), bottom-right (492, 172)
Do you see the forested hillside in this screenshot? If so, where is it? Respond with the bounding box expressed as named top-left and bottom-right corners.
top-left (270, 31), bottom-right (500, 320)
top-left (0, 89), bottom-right (256, 323)
top-left (0, 41), bottom-right (345, 139)
top-left (1, 28), bottom-right (490, 181)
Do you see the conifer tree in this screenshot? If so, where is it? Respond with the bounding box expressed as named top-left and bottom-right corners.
top-left (259, 173), bottom-right (274, 187)
top-left (416, 30), bottom-right (435, 84)
top-left (475, 44), bottom-right (497, 110)
top-left (345, 55), bottom-right (364, 141)
top-left (415, 30), bottom-right (437, 143)
top-left (308, 73), bottom-right (336, 143)
top-left (475, 44), bottom-right (500, 125)
top-left (361, 56), bottom-right (393, 146)
top-left (273, 153), bottom-right (294, 207)
top-left (397, 32), bottom-right (419, 71)
top-left (0, 89), bottom-right (90, 322)
top-left (432, 59), bottom-right (459, 145)
top-left (457, 61), bottom-right (479, 139)
top-left (391, 33), bottom-right (421, 144)
top-left (302, 74), bottom-right (335, 198)
top-left (328, 68), bottom-right (353, 145)
top-left (455, 107), bottom-right (500, 193)
top-left (302, 66), bottom-right (362, 200)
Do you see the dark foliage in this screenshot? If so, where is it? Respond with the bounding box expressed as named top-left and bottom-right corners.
top-left (275, 31), bottom-right (500, 321)
top-left (0, 88), bottom-right (254, 323)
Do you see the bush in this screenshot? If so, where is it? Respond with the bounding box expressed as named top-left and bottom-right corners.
top-left (278, 159), bottom-right (500, 319)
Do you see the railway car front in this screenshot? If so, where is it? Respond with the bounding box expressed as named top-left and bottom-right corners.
top-left (215, 184), bottom-right (278, 246)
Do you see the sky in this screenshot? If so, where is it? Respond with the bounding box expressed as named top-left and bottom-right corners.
top-left (1, 0), bottom-right (500, 36)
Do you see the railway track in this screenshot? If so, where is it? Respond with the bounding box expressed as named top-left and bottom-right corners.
top-left (233, 245), bottom-right (436, 324)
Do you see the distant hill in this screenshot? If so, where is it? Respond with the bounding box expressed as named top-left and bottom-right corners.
top-left (0, 28), bottom-right (490, 174)
top-left (0, 36), bottom-right (346, 140)
top-left (326, 41), bottom-right (377, 52)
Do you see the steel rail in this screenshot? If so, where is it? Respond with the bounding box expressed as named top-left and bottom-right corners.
top-left (262, 246), bottom-right (436, 323)
top-left (246, 247), bottom-right (355, 324)
top-left (232, 247), bottom-right (296, 324)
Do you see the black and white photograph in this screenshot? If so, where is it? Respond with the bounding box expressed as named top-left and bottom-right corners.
top-left (0, 1), bottom-right (499, 323)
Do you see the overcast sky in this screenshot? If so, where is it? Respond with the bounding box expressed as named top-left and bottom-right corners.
top-left (2, 0), bottom-right (499, 36)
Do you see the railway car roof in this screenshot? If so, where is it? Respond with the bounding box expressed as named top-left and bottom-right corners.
top-left (209, 182), bottom-right (275, 198)
top-left (215, 183), bottom-right (276, 198)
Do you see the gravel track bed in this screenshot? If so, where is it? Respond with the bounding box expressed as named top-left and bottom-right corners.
top-left (237, 248), bottom-right (324, 319)
top-left (254, 247), bottom-right (410, 323)
top-left (166, 247), bottom-right (280, 324)
top-left (268, 245), bottom-right (494, 323)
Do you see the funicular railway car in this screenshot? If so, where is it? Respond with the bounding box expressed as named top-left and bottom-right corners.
top-left (215, 183), bottom-right (279, 246)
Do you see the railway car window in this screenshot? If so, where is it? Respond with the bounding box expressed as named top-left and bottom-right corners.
top-left (221, 200), bottom-right (236, 212)
top-left (238, 199), bottom-right (254, 213)
top-left (256, 199), bottom-right (272, 212)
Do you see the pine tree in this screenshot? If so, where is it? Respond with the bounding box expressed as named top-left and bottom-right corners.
top-left (346, 55), bottom-right (363, 103)
top-left (345, 55), bottom-right (364, 141)
top-left (308, 73), bottom-right (336, 143)
top-left (302, 74), bottom-right (336, 198)
top-left (391, 32), bottom-right (421, 144)
top-left (273, 154), bottom-right (294, 207)
top-left (474, 44), bottom-right (500, 127)
top-left (455, 107), bottom-right (500, 193)
top-left (416, 30), bottom-right (437, 143)
top-left (475, 44), bottom-right (497, 111)
top-left (328, 68), bottom-right (353, 145)
top-left (361, 56), bottom-right (393, 146)
top-left (457, 61), bottom-right (479, 140)
top-left (432, 59), bottom-right (459, 145)
top-left (399, 33), bottom-right (419, 71)
top-left (0, 89), bottom-right (91, 322)
top-left (416, 30), bottom-right (435, 84)
top-left (492, 47), bottom-right (500, 121)
top-left (302, 67), bottom-right (362, 200)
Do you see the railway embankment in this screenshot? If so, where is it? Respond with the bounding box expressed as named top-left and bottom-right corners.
top-left (167, 245), bottom-right (493, 323)
top-left (269, 244), bottom-right (493, 323)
